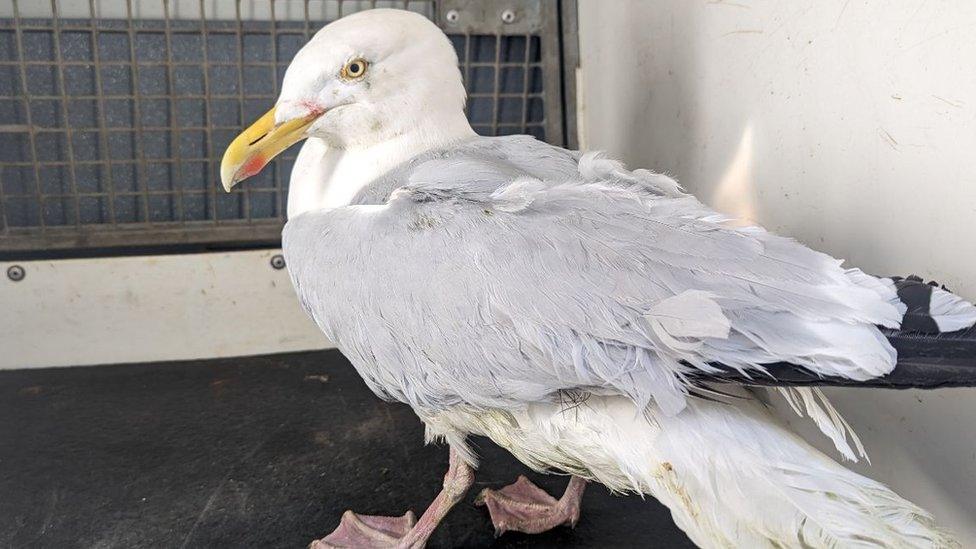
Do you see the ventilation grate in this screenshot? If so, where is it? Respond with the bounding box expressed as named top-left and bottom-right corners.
top-left (0, 0), bottom-right (567, 253)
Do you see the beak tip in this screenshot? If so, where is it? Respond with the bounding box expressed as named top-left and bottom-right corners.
top-left (219, 165), bottom-right (237, 193)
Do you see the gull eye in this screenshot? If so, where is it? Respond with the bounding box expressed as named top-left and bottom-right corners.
top-left (341, 58), bottom-right (369, 80)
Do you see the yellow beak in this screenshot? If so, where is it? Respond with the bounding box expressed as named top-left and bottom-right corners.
top-left (220, 106), bottom-right (321, 192)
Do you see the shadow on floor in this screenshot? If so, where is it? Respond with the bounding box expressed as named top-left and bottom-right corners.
top-left (0, 350), bottom-right (694, 548)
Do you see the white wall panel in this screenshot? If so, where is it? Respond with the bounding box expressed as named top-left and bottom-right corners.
top-left (578, 1), bottom-right (976, 542)
top-left (578, 0), bottom-right (976, 299)
top-left (1, 249), bottom-right (329, 369)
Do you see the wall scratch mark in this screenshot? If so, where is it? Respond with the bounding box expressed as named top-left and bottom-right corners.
top-left (932, 95), bottom-right (963, 108)
top-left (706, 0), bottom-right (752, 9)
top-left (878, 128), bottom-right (899, 150)
top-left (723, 29), bottom-right (764, 37)
top-left (834, 0), bottom-right (851, 29)
top-left (904, 24), bottom-right (976, 52)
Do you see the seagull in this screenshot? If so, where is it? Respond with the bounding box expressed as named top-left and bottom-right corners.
top-left (220, 9), bottom-right (976, 548)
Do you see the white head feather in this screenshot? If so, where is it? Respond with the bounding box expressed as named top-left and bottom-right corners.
top-left (276, 9), bottom-right (475, 216)
top-left (278, 9), bottom-right (470, 149)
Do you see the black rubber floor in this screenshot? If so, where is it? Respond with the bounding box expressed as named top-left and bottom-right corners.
top-left (0, 350), bottom-right (694, 548)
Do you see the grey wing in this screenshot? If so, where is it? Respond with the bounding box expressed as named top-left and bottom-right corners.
top-left (284, 148), bottom-right (904, 415)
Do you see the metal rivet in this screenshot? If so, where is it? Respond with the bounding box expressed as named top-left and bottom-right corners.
top-left (445, 9), bottom-right (460, 24)
top-left (7, 265), bottom-right (25, 282)
top-left (270, 254), bottom-right (286, 270)
top-left (500, 9), bottom-right (517, 24)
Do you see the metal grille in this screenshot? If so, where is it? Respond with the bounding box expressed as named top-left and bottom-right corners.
top-left (0, 0), bottom-right (569, 254)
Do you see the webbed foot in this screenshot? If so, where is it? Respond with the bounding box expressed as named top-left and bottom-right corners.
top-left (309, 510), bottom-right (416, 548)
top-left (310, 447), bottom-right (474, 548)
top-left (475, 475), bottom-right (586, 536)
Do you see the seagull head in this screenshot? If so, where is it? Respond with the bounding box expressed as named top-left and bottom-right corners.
top-left (220, 8), bottom-right (468, 191)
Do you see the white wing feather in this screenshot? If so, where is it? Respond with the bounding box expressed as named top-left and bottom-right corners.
top-left (285, 137), bottom-right (905, 418)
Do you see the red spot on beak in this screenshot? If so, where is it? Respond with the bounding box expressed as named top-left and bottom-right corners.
top-left (298, 100), bottom-right (326, 117)
top-left (240, 155), bottom-right (267, 180)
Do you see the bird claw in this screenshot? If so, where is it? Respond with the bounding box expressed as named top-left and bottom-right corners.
top-left (309, 509), bottom-right (417, 548)
top-left (475, 475), bottom-right (581, 536)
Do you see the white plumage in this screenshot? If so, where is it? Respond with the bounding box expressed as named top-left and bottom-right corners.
top-left (220, 8), bottom-right (975, 548)
top-left (424, 394), bottom-right (952, 548)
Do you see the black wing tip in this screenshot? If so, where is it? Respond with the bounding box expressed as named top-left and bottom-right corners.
top-left (705, 358), bottom-right (976, 390)
top-left (700, 323), bottom-right (976, 389)
top-left (699, 274), bottom-right (976, 389)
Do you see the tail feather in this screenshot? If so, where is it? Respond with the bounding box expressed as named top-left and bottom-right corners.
top-left (653, 400), bottom-right (958, 548)
top-left (777, 387), bottom-right (867, 463)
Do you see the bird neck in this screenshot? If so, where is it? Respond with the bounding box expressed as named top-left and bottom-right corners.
top-left (286, 112), bottom-right (476, 218)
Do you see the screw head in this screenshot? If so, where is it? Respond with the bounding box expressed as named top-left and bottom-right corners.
top-left (270, 254), bottom-right (286, 270)
top-left (445, 9), bottom-right (460, 24)
top-left (6, 265), bottom-right (25, 282)
top-left (500, 9), bottom-right (517, 24)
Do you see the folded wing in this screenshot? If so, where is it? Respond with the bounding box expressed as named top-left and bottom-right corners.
top-left (283, 138), bottom-right (912, 418)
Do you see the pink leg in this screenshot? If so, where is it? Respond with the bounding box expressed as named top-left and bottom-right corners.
top-left (475, 475), bottom-right (587, 536)
top-left (309, 447), bottom-right (474, 549)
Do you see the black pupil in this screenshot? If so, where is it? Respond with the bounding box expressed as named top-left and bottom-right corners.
top-left (350, 63), bottom-right (361, 74)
